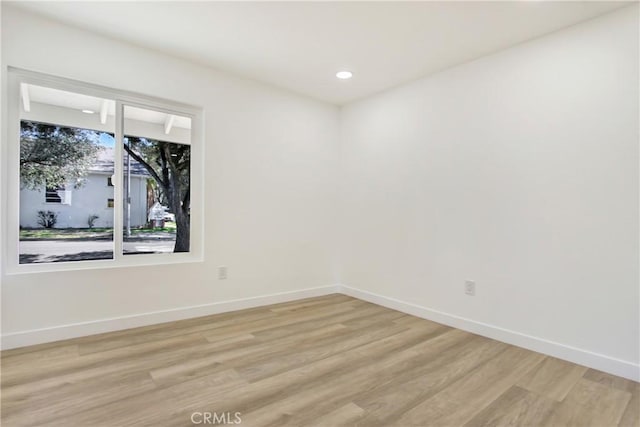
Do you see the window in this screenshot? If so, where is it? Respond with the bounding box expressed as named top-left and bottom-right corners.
top-left (123, 105), bottom-right (191, 255)
top-left (45, 186), bottom-right (64, 204)
top-left (5, 68), bottom-right (203, 273)
top-left (44, 185), bottom-right (72, 205)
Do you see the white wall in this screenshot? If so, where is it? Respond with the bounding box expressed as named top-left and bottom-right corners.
top-left (1, 6), bottom-right (340, 339)
top-left (340, 5), bottom-right (639, 378)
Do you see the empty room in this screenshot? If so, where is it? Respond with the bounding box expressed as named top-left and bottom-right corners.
top-left (0, 1), bottom-right (638, 426)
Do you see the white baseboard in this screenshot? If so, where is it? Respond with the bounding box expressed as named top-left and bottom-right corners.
top-left (338, 284), bottom-right (640, 382)
top-left (1, 285), bottom-right (340, 350)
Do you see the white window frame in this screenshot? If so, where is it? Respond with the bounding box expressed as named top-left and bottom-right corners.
top-left (3, 68), bottom-right (204, 274)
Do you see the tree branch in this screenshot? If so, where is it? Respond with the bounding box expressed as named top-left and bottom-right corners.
top-left (123, 143), bottom-right (166, 188)
top-left (159, 143), bottom-right (171, 186)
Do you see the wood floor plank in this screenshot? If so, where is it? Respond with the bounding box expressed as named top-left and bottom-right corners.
top-left (619, 382), bottom-right (640, 427)
top-left (546, 378), bottom-right (632, 427)
top-left (307, 402), bottom-right (366, 427)
top-left (1, 295), bottom-right (637, 427)
top-left (1, 371), bottom-right (157, 427)
top-left (395, 345), bottom-right (546, 426)
top-left (249, 304), bottom-right (386, 342)
top-left (351, 335), bottom-right (508, 426)
top-left (66, 325), bottom-right (430, 427)
top-left (1, 332), bottom-right (208, 394)
top-left (2, 301), bottom-right (366, 395)
top-left (464, 385), bottom-right (559, 427)
top-left (46, 305), bottom-right (272, 356)
top-left (198, 299), bottom-right (364, 342)
top-left (516, 356), bottom-right (588, 401)
top-left (233, 325), bottom-right (402, 383)
top-left (0, 344), bottom-right (79, 368)
top-left (45, 294), bottom-right (347, 358)
top-left (339, 309), bottom-right (406, 329)
top-left (41, 369), bottom-right (249, 427)
top-left (238, 328), bottom-right (468, 426)
top-left (178, 326), bottom-right (447, 426)
top-left (73, 308), bottom-right (273, 356)
top-left (583, 368), bottom-right (638, 393)
top-left (583, 367), bottom-right (640, 427)
top-left (76, 297), bottom-right (360, 356)
top-left (13, 315), bottom-right (340, 398)
top-left (284, 336), bottom-right (503, 427)
top-left (267, 293), bottom-right (352, 313)
top-left (149, 324), bottom-right (348, 385)
top-left (392, 314), bottom-right (442, 328)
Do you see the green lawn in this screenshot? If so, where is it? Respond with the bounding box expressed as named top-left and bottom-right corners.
top-left (20, 222), bottom-right (176, 240)
top-left (134, 221), bottom-right (176, 233)
top-left (20, 228), bottom-right (113, 239)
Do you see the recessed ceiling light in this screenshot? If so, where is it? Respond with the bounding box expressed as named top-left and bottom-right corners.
top-left (336, 71), bottom-right (353, 80)
top-left (82, 109), bottom-right (95, 114)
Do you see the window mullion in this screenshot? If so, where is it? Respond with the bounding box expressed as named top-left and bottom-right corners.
top-left (113, 101), bottom-right (124, 261)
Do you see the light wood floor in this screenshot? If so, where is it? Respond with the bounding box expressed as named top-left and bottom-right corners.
top-left (1, 294), bottom-right (638, 427)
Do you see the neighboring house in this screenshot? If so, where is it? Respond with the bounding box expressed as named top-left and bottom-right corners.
top-left (20, 148), bottom-right (151, 229)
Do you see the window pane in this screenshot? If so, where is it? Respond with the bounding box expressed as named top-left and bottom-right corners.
top-left (122, 105), bottom-right (191, 255)
top-left (45, 186), bottom-right (64, 203)
top-left (19, 84), bottom-right (116, 264)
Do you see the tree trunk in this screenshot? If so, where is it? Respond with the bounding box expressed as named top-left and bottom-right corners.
top-left (173, 206), bottom-right (190, 252)
top-left (169, 178), bottom-right (189, 253)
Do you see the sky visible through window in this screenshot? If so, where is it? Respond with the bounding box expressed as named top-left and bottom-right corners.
top-left (98, 132), bottom-right (115, 148)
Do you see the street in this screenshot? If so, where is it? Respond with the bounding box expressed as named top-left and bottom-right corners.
top-left (19, 239), bottom-right (174, 263)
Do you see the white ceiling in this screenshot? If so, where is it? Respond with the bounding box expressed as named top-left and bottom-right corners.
top-left (10, 1), bottom-right (631, 105)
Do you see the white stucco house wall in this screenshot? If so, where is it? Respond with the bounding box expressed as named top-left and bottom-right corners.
top-left (20, 148), bottom-right (150, 229)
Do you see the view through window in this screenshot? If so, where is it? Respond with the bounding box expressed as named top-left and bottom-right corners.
top-left (122, 105), bottom-right (191, 256)
top-left (18, 83), bottom-right (192, 264)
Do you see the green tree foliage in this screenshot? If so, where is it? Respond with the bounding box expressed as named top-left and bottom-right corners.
top-left (124, 137), bottom-right (190, 253)
top-left (20, 121), bottom-right (101, 190)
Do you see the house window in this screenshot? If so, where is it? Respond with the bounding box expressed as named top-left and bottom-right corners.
top-left (5, 69), bottom-right (203, 272)
top-left (44, 185), bottom-right (72, 205)
top-left (45, 186), bottom-right (63, 203)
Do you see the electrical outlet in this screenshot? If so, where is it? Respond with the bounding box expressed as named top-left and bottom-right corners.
top-left (465, 280), bottom-right (475, 296)
top-left (218, 266), bottom-right (228, 280)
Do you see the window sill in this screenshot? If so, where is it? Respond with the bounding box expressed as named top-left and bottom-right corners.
top-left (6, 251), bottom-right (204, 275)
